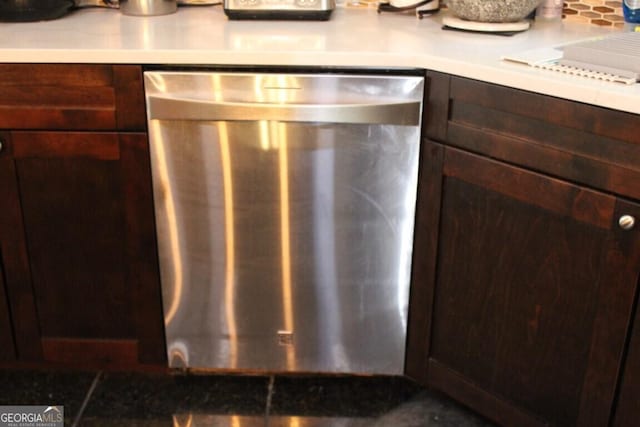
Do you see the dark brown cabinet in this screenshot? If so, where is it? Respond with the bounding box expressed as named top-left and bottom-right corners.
top-left (410, 143), bottom-right (640, 427)
top-left (1, 61), bottom-right (638, 423)
top-left (0, 248), bottom-right (16, 362)
top-left (407, 72), bottom-right (640, 427)
top-left (0, 65), bottom-right (165, 367)
top-left (613, 304), bottom-right (640, 427)
top-left (0, 131), bottom-right (39, 361)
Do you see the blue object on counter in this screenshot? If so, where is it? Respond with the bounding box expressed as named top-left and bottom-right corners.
top-left (624, 0), bottom-right (640, 23)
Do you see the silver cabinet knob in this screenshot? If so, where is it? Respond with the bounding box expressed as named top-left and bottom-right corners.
top-left (0, 139), bottom-right (3, 153)
top-left (619, 215), bottom-right (636, 231)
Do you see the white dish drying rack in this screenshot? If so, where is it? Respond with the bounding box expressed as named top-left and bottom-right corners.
top-left (502, 32), bottom-right (640, 85)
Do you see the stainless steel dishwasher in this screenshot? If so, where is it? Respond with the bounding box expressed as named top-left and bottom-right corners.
top-left (144, 71), bottom-right (424, 374)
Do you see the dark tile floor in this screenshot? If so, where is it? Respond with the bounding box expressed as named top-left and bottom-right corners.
top-left (0, 369), bottom-right (496, 426)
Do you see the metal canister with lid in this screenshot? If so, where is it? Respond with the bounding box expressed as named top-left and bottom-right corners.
top-left (536, 0), bottom-right (563, 20)
top-left (120, 0), bottom-right (177, 15)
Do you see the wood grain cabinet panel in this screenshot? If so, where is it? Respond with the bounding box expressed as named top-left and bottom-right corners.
top-left (0, 133), bottom-right (17, 361)
top-left (0, 132), bottom-right (42, 361)
top-left (424, 71), bottom-right (640, 201)
top-left (414, 73), bottom-right (640, 427)
top-left (0, 64), bottom-right (146, 131)
top-left (0, 253), bottom-right (16, 361)
top-left (408, 142), bottom-right (640, 427)
top-left (6, 131), bottom-right (165, 366)
top-left (0, 64), bottom-right (163, 368)
top-left (614, 298), bottom-right (640, 427)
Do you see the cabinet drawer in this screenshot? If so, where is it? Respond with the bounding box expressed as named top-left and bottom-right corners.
top-left (0, 65), bottom-right (145, 131)
top-left (425, 72), bottom-right (640, 201)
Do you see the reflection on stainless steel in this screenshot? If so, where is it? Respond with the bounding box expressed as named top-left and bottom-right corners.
top-left (172, 414), bottom-right (371, 427)
top-left (218, 121), bottom-right (238, 368)
top-left (167, 340), bottom-right (189, 368)
top-left (145, 72), bottom-right (424, 374)
top-left (150, 120), bottom-right (182, 329)
top-left (75, 0), bottom-right (119, 7)
top-left (119, 0), bottom-right (177, 15)
top-left (277, 123), bottom-right (296, 370)
top-left (147, 96), bottom-right (421, 125)
top-left (177, 0), bottom-right (220, 4)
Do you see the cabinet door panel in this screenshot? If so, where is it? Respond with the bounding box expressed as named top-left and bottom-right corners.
top-left (11, 131), bottom-right (164, 365)
top-left (0, 255), bottom-right (16, 361)
top-left (0, 133), bottom-right (42, 361)
top-left (433, 178), bottom-right (603, 426)
top-left (118, 134), bottom-right (165, 364)
top-left (424, 146), bottom-right (640, 427)
top-left (18, 155), bottom-right (132, 339)
top-left (405, 141), bottom-right (444, 384)
top-left (614, 297), bottom-right (640, 427)
top-left (578, 198), bottom-right (640, 426)
top-left (12, 131), bottom-right (119, 160)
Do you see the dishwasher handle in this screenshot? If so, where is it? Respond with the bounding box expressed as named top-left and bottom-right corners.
top-left (147, 95), bottom-right (422, 126)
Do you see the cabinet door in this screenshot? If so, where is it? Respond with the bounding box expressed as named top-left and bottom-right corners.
top-left (10, 131), bottom-right (165, 366)
top-left (613, 299), bottom-right (640, 427)
top-left (0, 256), bottom-right (16, 361)
top-left (0, 132), bottom-right (41, 361)
top-left (408, 143), bottom-right (640, 427)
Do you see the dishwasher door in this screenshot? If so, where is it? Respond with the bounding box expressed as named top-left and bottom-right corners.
top-left (145, 72), bottom-right (424, 374)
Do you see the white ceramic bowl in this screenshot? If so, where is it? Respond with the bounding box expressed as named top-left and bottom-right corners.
top-left (446, 0), bottom-right (542, 22)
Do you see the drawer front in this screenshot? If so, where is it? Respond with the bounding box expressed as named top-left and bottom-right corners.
top-left (425, 71), bottom-right (640, 201)
top-left (0, 64), bottom-right (145, 131)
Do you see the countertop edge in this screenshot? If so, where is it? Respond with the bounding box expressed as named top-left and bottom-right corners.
top-left (0, 7), bottom-right (638, 115)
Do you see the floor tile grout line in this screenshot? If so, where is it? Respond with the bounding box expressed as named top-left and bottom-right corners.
top-left (71, 371), bottom-right (102, 427)
top-left (264, 375), bottom-right (275, 426)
